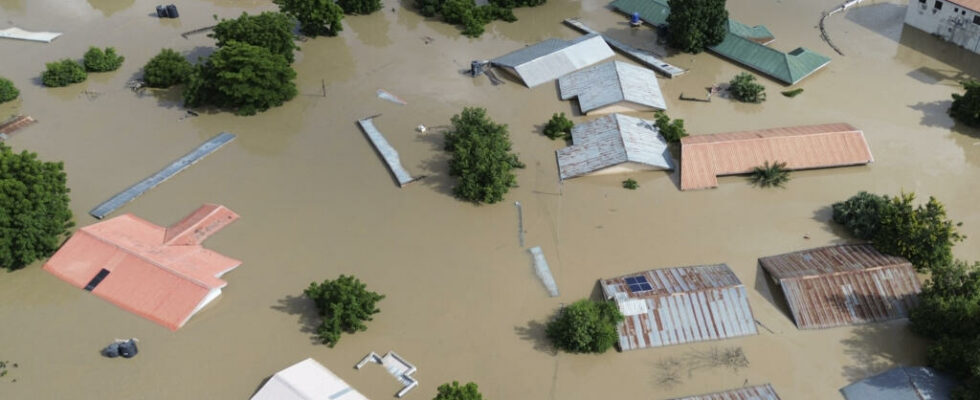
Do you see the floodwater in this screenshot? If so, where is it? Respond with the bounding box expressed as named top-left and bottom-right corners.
top-left (1, 0), bottom-right (979, 398)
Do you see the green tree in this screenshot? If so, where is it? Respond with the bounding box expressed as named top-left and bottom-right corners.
top-left (653, 111), bottom-right (687, 143)
top-left (304, 275), bottom-right (385, 347)
top-left (211, 12), bottom-right (299, 63)
top-left (41, 59), bottom-right (87, 87)
top-left (274, 0), bottom-right (344, 37)
top-left (443, 107), bottom-right (524, 204)
top-left (832, 191), bottom-right (890, 240)
top-left (415, 0), bottom-right (519, 37)
top-left (748, 161), bottom-right (789, 188)
top-left (337, 0), bottom-right (382, 15)
top-left (950, 80), bottom-right (980, 128)
top-left (728, 72), bottom-right (766, 103)
top-left (0, 142), bottom-right (74, 270)
top-left (183, 41), bottom-right (298, 116)
top-left (142, 49), bottom-right (193, 88)
top-left (82, 47), bottom-right (125, 72)
top-left (545, 299), bottom-right (623, 353)
top-left (0, 77), bottom-right (18, 104)
top-left (622, 178), bottom-right (638, 190)
top-left (543, 112), bottom-right (573, 140)
top-left (433, 381), bottom-right (484, 400)
top-left (666, 0), bottom-right (728, 53)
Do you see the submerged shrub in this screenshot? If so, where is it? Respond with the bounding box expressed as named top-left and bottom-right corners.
top-left (41, 59), bottom-right (87, 87)
top-left (142, 49), bottom-right (193, 88)
top-left (748, 161), bottom-right (789, 188)
top-left (654, 111), bottom-right (687, 143)
top-left (0, 77), bottom-right (19, 103)
top-left (83, 47), bottom-right (125, 72)
top-left (304, 275), bottom-right (384, 347)
top-left (545, 299), bottom-right (623, 353)
top-left (543, 112), bottom-right (573, 140)
top-left (622, 178), bottom-right (639, 190)
top-left (729, 72), bottom-right (766, 103)
top-left (443, 107), bottom-right (524, 203)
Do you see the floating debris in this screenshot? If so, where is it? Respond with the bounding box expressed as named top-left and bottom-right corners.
top-left (515, 201), bottom-right (525, 247)
top-left (376, 89), bottom-right (407, 105)
top-left (529, 246), bottom-right (558, 297)
top-left (0, 115), bottom-right (36, 138)
top-left (180, 24), bottom-right (215, 39)
top-left (416, 124), bottom-right (427, 133)
top-left (102, 338), bottom-right (139, 358)
top-left (357, 117), bottom-right (417, 187)
top-left (355, 351), bottom-right (418, 398)
top-left (0, 27), bottom-right (62, 43)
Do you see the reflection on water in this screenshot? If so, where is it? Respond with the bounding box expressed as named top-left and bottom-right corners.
top-left (348, 8), bottom-right (394, 48)
top-left (86, 0), bottom-right (134, 16)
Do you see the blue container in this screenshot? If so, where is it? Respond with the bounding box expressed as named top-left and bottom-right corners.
top-left (166, 4), bottom-right (179, 18)
top-left (630, 12), bottom-right (641, 25)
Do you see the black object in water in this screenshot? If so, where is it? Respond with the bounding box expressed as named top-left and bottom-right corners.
top-left (102, 339), bottom-right (139, 359)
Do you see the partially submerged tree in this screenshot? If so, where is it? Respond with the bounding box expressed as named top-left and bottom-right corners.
top-left (543, 112), bottom-right (573, 140)
top-left (444, 107), bottom-right (524, 204)
top-left (666, 0), bottom-right (728, 53)
top-left (748, 161), bottom-right (789, 188)
top-left (0, 142), bottom-right (74, 270)
top-left (433, 381), bottom-right (484, 400)
top-left (142, 49), bottom-right (193, 88)
top-left (183, 41), bottom-right (298, 116)
top-left (545, 299), bottom-right (623, 353)
top-left (415, 0), bottom-right (521, 38)
top-left (653, 111), bottom-right (687, 143)
top-left (950, 79), bottom-right (980, 128)
top-left (41, 59), bottom-right (87, 87)
top-left (83, 47), bottom-right (125, 72)
top-left (622, 178), bottom-right (639, 190)
top-left (304, 275), bottom-right (385, 347)
top-left (0, 77), bottom-right (18, 104)
top-left (728, 72), bottom-right (766, 103)
top-left (336, 0), bottom-right (383, 15)
top-left (274, 0), bottom-right (344, 37)
top-left (211, 12), bottom-right (299, 63)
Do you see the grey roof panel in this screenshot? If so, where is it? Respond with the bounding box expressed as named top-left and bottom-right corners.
top-left (559, 61), bottom-right (666, 113)
top-left (491, 34), bottom-right (614, 88)
top-left (557, 114), bottom-right (673, 179)
top-left (841, 367), bottom-right (958, 400)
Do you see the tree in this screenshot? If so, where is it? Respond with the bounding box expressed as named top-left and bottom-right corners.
top-left (41, 59), bottom-right (87, 87)
top-left (443, 107), bottom-right (524, 204)
top-left (950, 80), bottom-right (980, 128)
top-left (653, 111), bottom-right (687, 143)
top-left (415, 0), bottom-right (520, 37)
top-left (337, 0), bottom-right (382, 15)
top-left (832, 191), bottom-right (890, 240)
top-left (0, 142), bottom-right (74, 270)
top-left (622, 178), bottom-right (638, 190)
top-left (274, 0), bottom-right (344, 37)
top-left (545, 299), bottom-right (623, 353)
top-left (748, 161), bottom-right (789, 188)
top-left (142, 49), bottom-right (193, 88)
top-left (666, 0), bottom-right (728, 53)
top-left (304, 275), bottom-right (385, 347)
top-left (728, 72), bottom-right (766, 103)
top-left (183, 41), bottom-right (298, 116)
top-left (433, 381), bottom-right (484, 400)
top-left (0, 77), bottom-right (18, 104)
top-left (83, 47), bottom-right (125, 72)
top-left (543, 112), bottom-right (573, 140)
top-left (211, 12), bottom-right (298, 63)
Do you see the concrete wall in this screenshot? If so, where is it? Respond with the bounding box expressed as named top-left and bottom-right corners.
top-left (905, 0), bottom-right (980, 54)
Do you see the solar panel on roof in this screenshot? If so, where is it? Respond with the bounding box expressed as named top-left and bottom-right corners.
top-left (626, 275), bottom-right (653, 293)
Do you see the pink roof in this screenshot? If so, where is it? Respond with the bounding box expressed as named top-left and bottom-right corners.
top-left (44, 204), bottom-right (241, 330)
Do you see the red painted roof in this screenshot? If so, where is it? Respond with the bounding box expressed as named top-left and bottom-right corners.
top-left (44, 204), bottom-right (240, 330)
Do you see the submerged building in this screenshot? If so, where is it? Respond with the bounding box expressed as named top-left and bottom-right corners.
top-left (558, 60), bottom-right (667, 114)
top-left (556, 113), bottom-right (673, 180)
top-left (905, 0), bottom-right (980, 54)
top-left (252, 358), bottom-right (368, 400)
top-left (840, 366), bottom-right (958, 400)
top-left (671, 384), bottom-right (781, 400)
top-left (491, 33), bottom-right (614, 88)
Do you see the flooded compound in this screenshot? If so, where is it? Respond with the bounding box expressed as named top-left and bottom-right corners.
top-left (1, 0), bottom-right (979, 399)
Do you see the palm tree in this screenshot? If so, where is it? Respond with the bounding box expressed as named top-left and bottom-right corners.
top-left (749, 161), bottom-right (790, 188)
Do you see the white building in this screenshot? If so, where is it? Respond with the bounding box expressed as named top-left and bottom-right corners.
top-left (905, 0), bottom-right (980, 54)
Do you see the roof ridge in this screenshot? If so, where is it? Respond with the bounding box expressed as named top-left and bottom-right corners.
top-left (683, 124), bottom-right (861, 146)
top-left (82, 228), bottom-right (221, 290)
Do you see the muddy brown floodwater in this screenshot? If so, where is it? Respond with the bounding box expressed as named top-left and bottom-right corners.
top-left (1, 0), bottom-right (979, 398)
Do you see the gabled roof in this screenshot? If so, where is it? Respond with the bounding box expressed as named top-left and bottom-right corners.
top-left (759, 244), bottom-right (922, 329)
top-left (679, 123), bottom-right (873, 190)
top-left (252, 358), bottom-right (368, 400)
top-left (491, 34), bottom-right (614, 88)
top-left (841, 367), bottom-right (958, 400)
top-left (601, 264), bottom-right (757, 351)
top-left (43, 204), bottom-right (241, 331)
top-left (670, 384), bottom-right (781, 400)
top-left (557, 114), bottom-right (673, 180)
top-left (558, 61), bottom-right (667, 114)
top-left (610, 0), bottom-right (670, 26)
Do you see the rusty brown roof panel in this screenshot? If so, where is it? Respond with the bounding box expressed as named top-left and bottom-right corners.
top-left (758, 243), bottom-right (910, 280)
top-left (670, 384), bottom-right (781, 400)
top-left (679, 123), bottom-right (873, 190)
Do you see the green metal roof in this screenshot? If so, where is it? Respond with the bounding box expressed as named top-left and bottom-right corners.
top-left (725, 19), bottom-right (773, 43)
top-left (610, 0), bottom-right (670, 27)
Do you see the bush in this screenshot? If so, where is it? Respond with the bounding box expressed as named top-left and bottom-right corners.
top-left (0, 142), bottom-right (74, 270)
top-left (434, 381), bottom-right (484, 400)
top-left (83, 47), bottom-right (125, 72)
top-left (41, 59), bottom-right (87, 87)
top-left (622, 178), bottom-right (638, 190)
top-left (666, 0), bottom-right (728, 53)
top-left (183, 41), bottom-right (298, 116)
top-left (0, 77), bottom-right (18, 103)
top-left (142, 49), bottom-right (193, 88)
top-left (304, 275), bottom-right (385, 347)
top-left (211, 12), bottom-right (298, 63)
top-left (653, 111), bottom-right (687, 143)
top-left (543, 112), bottom-right (573, 140)
top-left (444, 107), bottom-right (524, 203)
top-left (748, 161), bottom-right (789, 188)
top-left (336, 0), bottom-right (382, 15)
top-left (729, 72), bottom-right (766, 103)
top-left (950, 80), bottom-right (980, 128)
top-left (416, 0), bottom-right (529, 37)
top-left (831, 191), bottom-right (890, 240)
top-left (274, 0), bottom-right (344, 37)
top-left (781, 88), bottom-right (804, 98)
top-left (545, 299), bottom-right (623, 353)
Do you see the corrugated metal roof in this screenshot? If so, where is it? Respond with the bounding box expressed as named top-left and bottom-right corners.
top-left (670, 384), bottom-right (781, 400)
top-left (759, 244), bottom-right (922, 329)
top-left (252, 358), bottom-right (368, 400)
top-left (610, 0), bottom-right (670, 26)
top-left (558, 61), bottom-right (666, 114)
top-left (557, 113), bottom-right (673, 180)
top-left (726, 19), bottom-right (774, 44)
top-left (679, 123), bottom-right (873, 190)
top-left (600, 264), bottom-right (758, 351)
top-left (492, 34), bottom-right (615, 88)
top-left (840, 367), bottom-right (958, 400)
top-left (950, 0), bottom-right (980, 12)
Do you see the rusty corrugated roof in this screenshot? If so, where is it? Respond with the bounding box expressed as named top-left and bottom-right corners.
top-left (670, 384), bottom-right (781, 400)
top-left (600, 264), bottom-right (757, 351)
top-left (679, 123), bottom-right (873, 190)
top-left (759, 244), bottom-right (922, 329)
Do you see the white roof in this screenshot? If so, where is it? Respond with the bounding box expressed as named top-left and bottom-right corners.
top-left (492, 34), bottom-right (614, 88)
top-left (0, 27), bottom-right (62, 43)
top-left (558, 61), bottom-right (667, 113)
top-left (252, 358), bottom-right (369, 400)
top-left (557, 114), bottom-right (674, 179)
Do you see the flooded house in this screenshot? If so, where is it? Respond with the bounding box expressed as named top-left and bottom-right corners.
top-left (490, 33), bottom-right (614, 88)
top-left (556, 113), bottom-right (673, 180)
top-left (905, 0), bottom-right (980, 54)
top-left (670, 384), bottom-right (781, 400)
top-left (558, 60), bottom-right (667, 115)
top-left (252, 358), bottom-right (368, 400)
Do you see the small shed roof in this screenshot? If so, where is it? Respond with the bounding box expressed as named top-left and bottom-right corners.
top-left (600, 264), bottom-right (757, 351)
top-left (670, 384), bottom-right (781, 400)
top-left (491, 34), bottom-right (614, 88)
top-left (557, 113), bottom-right (673, 180)
top-left (840, 366), bottom-right (958, 400)
top-left (252, 358), bottom-right (368, 400)
top-left (558, 61), bottom-right (667, 114)
top-left (679, 123), bottom-right (873, 190)
top-left (759, 244), bottom-right (922, 329)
